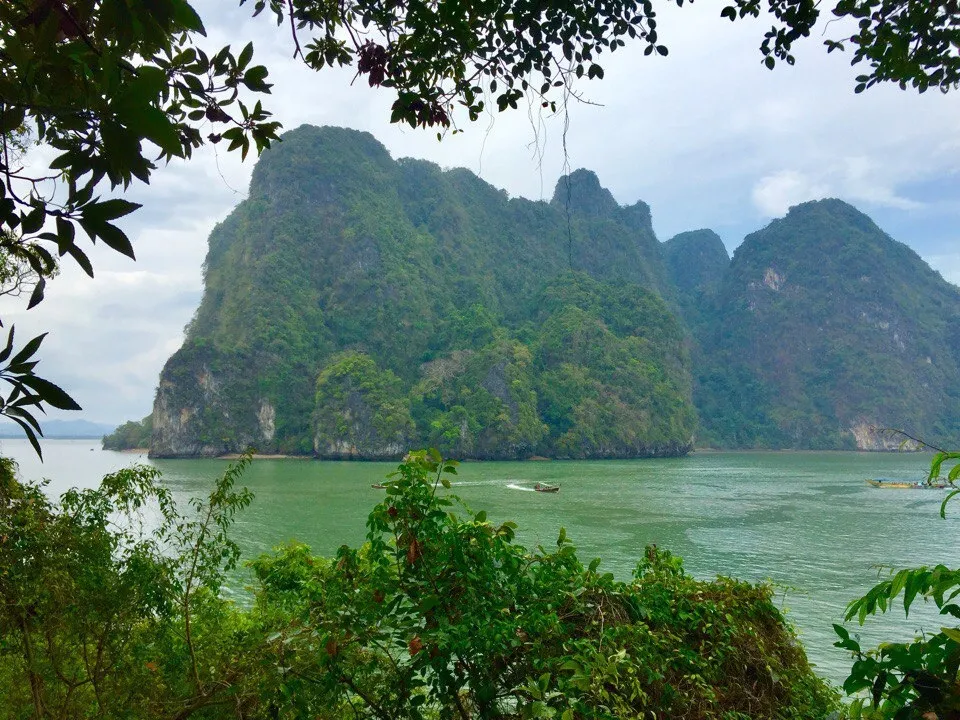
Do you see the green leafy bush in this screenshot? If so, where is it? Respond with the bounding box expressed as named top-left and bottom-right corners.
top-left (0, 454), bottom-right (260, 718)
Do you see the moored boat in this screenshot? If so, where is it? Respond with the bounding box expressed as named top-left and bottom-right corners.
top-left (534, 482), bottom-right (560, 493)
top-left (866, 478), bottom-right (950, 489)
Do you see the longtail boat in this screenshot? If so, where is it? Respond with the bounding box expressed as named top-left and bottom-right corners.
top-left (866, 478), bottom-right (950, 490)
top-left (534, 482), bottom-right (560, 493)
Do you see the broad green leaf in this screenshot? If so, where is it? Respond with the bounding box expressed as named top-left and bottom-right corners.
top-left (137, 105), bottom-right (184, 156)
top-left (94, 222), bottom-right (136, 260)
top-left (6, 414), bottom-right (42, 457)
top-left (55, 216), bottom-right (76, 252)
top-left (82, 199), bottom-right (141, 223)
top-left (65, 244), bottom-right (95, 277)
top-left (238, 41), bottom-right (254, 69)
top-left (942, 489), bottom-right (960, 518)
top-left (0, 326), bottom-right (15, 364)
top-left (21, 205), bottom-right (45, 234)
top-left (941, 626), bottom-right (960, 643)
top-left (26, 276), bottom-right (45, 309)
top-left (8, 333), bottom-right (46, 367)
top-left (17, 374), bottom-right (82, 410)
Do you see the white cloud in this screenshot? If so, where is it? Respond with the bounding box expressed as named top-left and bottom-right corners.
top-left (837, 156), bottom-right (922, 210)
top-left (752, 170), bottom-right (831, 216)
top-left (751, 158), bottom-right (923, 218)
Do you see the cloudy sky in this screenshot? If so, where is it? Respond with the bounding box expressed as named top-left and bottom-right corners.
top-left (5, 0), bottom-right (960, 429)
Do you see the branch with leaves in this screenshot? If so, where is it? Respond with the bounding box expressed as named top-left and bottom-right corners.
top-left (0, 0), bottom-right (281, 448)
top-left (722, 0), bottom-right (960, 94)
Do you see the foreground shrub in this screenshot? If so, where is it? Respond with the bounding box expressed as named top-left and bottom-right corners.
top-left (0, 454), bottom-right (260, 719)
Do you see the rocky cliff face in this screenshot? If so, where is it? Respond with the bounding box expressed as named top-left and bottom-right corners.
top-left (151, 345), bottom-right (283, 457)
top-left (151, 125), bottom-right (695, 458)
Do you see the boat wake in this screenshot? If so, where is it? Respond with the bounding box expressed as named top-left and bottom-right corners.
top-left (506, 483), bottom-right (535, 492)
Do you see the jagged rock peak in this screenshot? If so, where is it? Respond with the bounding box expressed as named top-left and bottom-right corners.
top-left (551, 169), bottom-right (619, 217)
top-left (621, 200), bottom-right (653, 232)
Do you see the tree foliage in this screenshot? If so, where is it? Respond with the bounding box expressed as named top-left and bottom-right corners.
top-left (249, 0), bottom-right (664, 129)
top-left (101, 414), bottom-right (153, 450)
top-left (723, 0), bottom-right (960, 94)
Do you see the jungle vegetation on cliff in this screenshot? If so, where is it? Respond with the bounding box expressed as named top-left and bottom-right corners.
top-left (152, 126), bottom-right (695, 459)
top-left (147, 126), bottom-right (960, 458)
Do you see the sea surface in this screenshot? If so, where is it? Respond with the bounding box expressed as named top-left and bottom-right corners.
top-left (6, 438), bottom-right (959, 686)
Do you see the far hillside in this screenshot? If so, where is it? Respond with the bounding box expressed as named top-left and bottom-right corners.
top-left (0, 419), bottom-right (115, 440)
top-left (677, 199), bottom-right (960, 450)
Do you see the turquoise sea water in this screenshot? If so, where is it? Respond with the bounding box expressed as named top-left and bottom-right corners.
top-left (7, 438), bottom-right (958, 685)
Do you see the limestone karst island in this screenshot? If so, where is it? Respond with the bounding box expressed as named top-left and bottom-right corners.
top-left (114, 125), bottom-right (960, 459)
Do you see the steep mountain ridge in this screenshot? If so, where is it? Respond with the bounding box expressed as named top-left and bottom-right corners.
top-left (695, 199), bottom-right (960, 449)
top-left (152, 125), bottom-right (695, 458)
top-left (662, 229), bottom-right (730, 340)
top-left (148, 125), bottom-right (960, 457)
